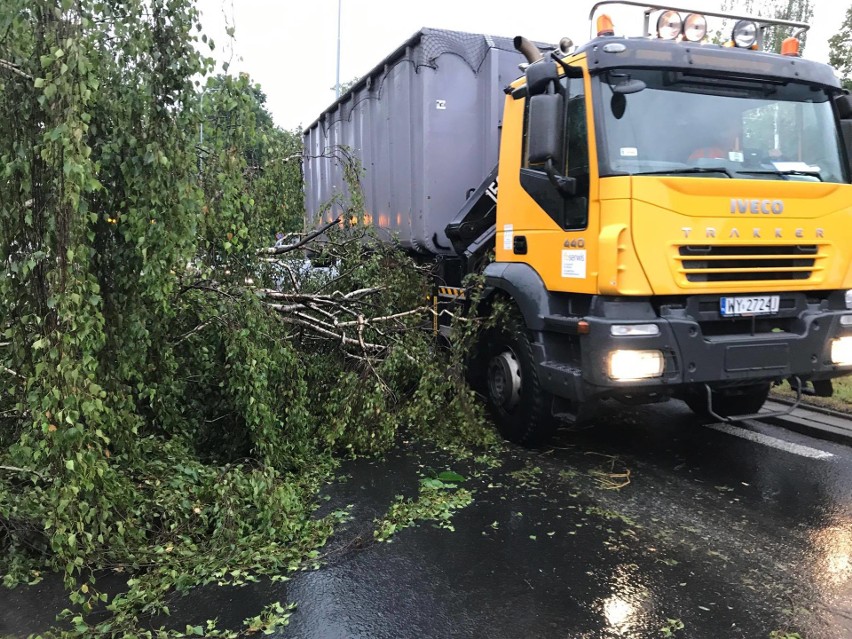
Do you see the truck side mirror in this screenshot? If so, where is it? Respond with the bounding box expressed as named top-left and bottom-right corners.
top-left (528, 94), bottom-right (576, 196)
top-left (525, 60), bottom-right (559, 96)
top-left (835, 93), bottom-right (852, 117)
top-left (528, 94), bottom-right (564, 165)
top-left (835, 94), bottom-right (852, 177)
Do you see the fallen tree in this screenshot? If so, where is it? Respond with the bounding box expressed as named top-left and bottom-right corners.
top-left (0, 2), bottom-right (490, 636)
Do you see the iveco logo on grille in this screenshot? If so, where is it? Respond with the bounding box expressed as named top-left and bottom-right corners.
top-left (730, 198), bottom-right (784, 214)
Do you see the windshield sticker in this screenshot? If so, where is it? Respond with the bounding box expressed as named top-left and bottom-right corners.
top-left (772, 161), bottom-right (820, 172)
top-left (728, 151), bottom-right (744, 162)
top-left (562, 249), bottom-right (586, 279)
top-left (620, 147), bottom-right (638, 157)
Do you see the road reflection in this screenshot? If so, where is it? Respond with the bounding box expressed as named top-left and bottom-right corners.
top-left (809, 514), bottom-right (852, 589)
top-left (598, 563), bottom-right (655, 637)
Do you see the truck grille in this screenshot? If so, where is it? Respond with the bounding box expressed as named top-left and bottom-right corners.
top-left (677, 245), bottom-right (818, 283)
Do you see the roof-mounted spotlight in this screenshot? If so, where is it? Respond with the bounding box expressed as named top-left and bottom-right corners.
top-left (656, 11), bottom-right (683, 40)
top-left (732, 20), bottom-right (758, 48)
top-left (683, 13), bottom-right (707, 42)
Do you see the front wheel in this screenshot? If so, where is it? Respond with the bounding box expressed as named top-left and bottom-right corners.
top-left (482, 309), bottom-right (556, 446)
top-left (683, 383), bottom-right (770, 418)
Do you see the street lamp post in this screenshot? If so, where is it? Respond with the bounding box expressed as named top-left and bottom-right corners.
top-left (335, 0), bottom-right (342, 99)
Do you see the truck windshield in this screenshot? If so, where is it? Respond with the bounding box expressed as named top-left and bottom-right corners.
top-left (594, 68), bottom-right (848, 184)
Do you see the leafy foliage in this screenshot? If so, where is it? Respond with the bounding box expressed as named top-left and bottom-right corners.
top-left (197, 73), bottom-right (304, 267)
top-left (374, 473), bottom-right (474, 542)
top-left (660, 618), bottom-right (685, 637)
top-left (829, 5), bottom-right (852, 91)
top-left (334, 76), bottom-right (361, 95)
top-left (0, 1), bottom-right (488, 635)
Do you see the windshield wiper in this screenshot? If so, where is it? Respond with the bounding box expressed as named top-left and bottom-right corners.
top-left (735, 169), bottom-right (823, 182)
top-left (633, 167), bottom-right (734, 178)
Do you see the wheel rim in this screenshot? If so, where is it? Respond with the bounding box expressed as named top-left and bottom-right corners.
top-left (487, 349), bottom-right (522, 411)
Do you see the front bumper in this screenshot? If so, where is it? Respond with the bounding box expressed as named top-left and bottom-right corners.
top-left (533, 293), bottom-right (852, 403)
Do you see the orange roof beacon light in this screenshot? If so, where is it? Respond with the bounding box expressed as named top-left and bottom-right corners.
top-left (781, 36), bottom-right (800, 56)
top-left (597, 14), bottom-right (615, 37)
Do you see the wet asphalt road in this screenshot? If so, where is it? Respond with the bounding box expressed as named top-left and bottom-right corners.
top-left (3, 398), bottom-right (852, 638)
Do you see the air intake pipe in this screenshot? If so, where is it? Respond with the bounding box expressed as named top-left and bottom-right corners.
top-left (514, 35), bottom-right (543, 63)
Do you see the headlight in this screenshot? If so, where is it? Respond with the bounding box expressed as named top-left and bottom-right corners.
top-left (657, 11), bottom-right (683, 40)
top-left (845, 290), bottom-right (852, 309)
top-left (608, 350), bottom-right (664, 381)
top-left (831, 337), bottom-right (852, 366)
top-left (841, 315), bottom-right (852, 327)
top-left (683, 14), bottom-right (707, 42)
top-left (732, 20), bottom-right (758, 48)
top-left (610, 324), bottom-right (660, 337)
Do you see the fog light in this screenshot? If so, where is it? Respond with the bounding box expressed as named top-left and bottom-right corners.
top-left (611, 324), bottom-right (660, 336)
top-left (845, 290), bottom-right (852, 309)
top-left (831, 337), bottom-right (852, 366)
top-left (609, 350), bottom-right (664, 381)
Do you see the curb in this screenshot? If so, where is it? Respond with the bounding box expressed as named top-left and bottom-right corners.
top-left (767, 394), bottom-right (852, 421)
top-left (761, 399), bottom-right (852, 446)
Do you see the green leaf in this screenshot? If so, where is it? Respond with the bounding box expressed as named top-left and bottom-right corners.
top-left (437, 470), bottom-right (465, 483)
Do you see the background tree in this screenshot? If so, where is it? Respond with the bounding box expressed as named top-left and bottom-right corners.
top-left (333, 75), bottom-right (361, 95)
top-left (196, 73), bottom-right (304, 271)
top-left (829, 5), bottom-right (852, 91)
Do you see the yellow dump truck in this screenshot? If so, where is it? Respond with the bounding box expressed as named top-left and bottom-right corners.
top-left (304, 2), bottom-right (852, 445)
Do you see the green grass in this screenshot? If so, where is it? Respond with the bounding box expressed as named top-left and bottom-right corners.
top-left (771, 374), bottom-right (852, 413)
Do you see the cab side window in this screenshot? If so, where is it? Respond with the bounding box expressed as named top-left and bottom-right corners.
top-left (521, 75), bottom-right (589, 230)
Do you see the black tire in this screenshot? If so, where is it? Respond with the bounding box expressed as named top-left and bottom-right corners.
top-left (683, 383), bottom-right (771, 418)
top-left (481, 308), bottom-right (556, 446)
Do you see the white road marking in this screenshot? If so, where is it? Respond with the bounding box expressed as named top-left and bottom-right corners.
top-left (703, 422), bottom-right (834, 459)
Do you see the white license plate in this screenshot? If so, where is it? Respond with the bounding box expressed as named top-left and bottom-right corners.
top-left (720, 295), bottom-right (780, 317)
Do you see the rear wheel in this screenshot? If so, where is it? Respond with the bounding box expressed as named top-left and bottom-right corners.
top-left (482, 309), bottom-right (556, 446)
top-left (683, 383), bottom-right (770, 418)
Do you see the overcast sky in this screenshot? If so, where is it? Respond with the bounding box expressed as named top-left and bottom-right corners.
top-left (194, 0), bottom-right (848, 132)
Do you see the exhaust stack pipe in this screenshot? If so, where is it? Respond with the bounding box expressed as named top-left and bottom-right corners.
top-left (514, 35), bottom-right (543, 63)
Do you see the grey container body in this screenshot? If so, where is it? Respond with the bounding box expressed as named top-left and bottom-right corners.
top-left (303, 28), bottom-right (537, 255)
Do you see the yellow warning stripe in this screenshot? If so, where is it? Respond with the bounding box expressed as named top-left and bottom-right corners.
top-left (437, 286), bottom-right (466, 299)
